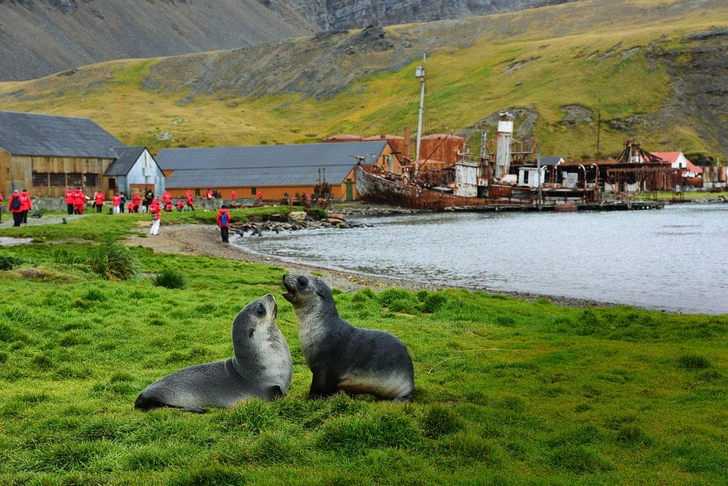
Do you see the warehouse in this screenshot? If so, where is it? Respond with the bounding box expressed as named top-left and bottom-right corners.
top-left (156, 141), bottom-right (401, 202)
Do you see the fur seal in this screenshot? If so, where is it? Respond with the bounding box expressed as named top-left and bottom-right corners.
top-left (135, 294), bottom-right (292, 412)
top-left (282, 274), bottom-right (414, 402)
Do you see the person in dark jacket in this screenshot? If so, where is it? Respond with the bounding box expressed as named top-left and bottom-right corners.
top-left (8, 190), bottom-right (23, 227)
top-left (216, 205), bottom-right (232, 243)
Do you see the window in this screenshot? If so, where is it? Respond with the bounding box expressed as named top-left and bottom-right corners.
top-left (85, 173), bottom-right (98, 186)
top-left (32, 172), bottom-right (49, 187)
top-left (50, 173), bottom-right (66, 187)
top-left (68, 173), bottom-right (83, 187)
top-left (108, 178), bottom-right (117, 190)
top-left (251, 187), bottom-right (257, 195)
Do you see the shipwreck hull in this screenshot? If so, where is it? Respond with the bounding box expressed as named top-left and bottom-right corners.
top-left (356, 165), bottom-right (509, 211)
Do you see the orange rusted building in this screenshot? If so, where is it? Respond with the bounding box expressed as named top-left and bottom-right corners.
top-left (156, 141), bottom-right (401, 202)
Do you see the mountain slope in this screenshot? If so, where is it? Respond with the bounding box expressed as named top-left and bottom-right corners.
top-left (0, 0), bottom-right (575, 82)
top-left (0, 0), bottom-right (726, 161)
top-left (0, 0), bottom-right (318, 82)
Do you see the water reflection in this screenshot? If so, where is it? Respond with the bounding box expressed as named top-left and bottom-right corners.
top-left (235, 204), bottom-right (728, 314)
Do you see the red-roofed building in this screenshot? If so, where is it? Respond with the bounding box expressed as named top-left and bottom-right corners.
top-left (653, 152), bottom-right (703, 178)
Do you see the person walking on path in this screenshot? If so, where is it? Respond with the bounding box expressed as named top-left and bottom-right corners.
top-left (65, 187), bottom-right (75, 215)
top-left (112, 193), bottom-right (121, 214)
top-left (216, 205), bottom-right (232, 243)
top-left (73, 187), bottom-right (86, 215)
top-left (149, 198), bottom-right (161, 236)
top-left (19, 189), bottom-right (31, 224)
top-left (9, 190), bottom-right (23, 227)
top-left (94, 191), bottom-right (105, 213)
top-left (119, 193), bottom-right (126, 213)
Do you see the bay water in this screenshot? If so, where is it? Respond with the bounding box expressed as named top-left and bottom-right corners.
top-left (234, 203), bottom-right (728, 314)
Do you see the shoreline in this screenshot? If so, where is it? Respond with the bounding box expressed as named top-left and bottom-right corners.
top-left (126, 223), bottom-right (617, 309)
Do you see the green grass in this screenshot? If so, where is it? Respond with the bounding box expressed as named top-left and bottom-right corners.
top-left (0, 214), bottom-right (726, 484)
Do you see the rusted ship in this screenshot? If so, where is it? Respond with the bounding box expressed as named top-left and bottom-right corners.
top-left (355, 60), bottom-right (663, 212)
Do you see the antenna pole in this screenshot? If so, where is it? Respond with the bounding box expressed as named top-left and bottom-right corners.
top-left (414, 54), bottom-right (426, 178)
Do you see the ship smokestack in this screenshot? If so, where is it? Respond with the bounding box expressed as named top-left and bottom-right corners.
top-left (495, 112), bottom-right (514, 179)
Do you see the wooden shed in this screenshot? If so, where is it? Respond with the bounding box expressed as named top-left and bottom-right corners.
top-left (156, 141), bottom-right (401, 202)
top-left (104, 146), bottom-right (165, 198)
top-left (0, 111), bottom-right (123, 199)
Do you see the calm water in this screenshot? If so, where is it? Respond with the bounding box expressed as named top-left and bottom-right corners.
top-left (234, 204), bottom-right (728, 314)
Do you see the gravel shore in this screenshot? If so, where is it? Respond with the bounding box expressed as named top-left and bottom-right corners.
top-left (126, 222), bottom-right (614, 308)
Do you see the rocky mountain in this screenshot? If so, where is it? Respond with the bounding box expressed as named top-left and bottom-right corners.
top-left (0, 0), bottom-right (574, 81)
top-left (0, 0), bottom-right (725, 161)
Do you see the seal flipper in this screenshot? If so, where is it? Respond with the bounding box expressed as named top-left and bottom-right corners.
top-left (134, 393), bottom-right (208, 413)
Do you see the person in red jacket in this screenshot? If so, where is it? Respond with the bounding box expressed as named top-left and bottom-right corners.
top-left (216, 205), bottom-right (231, 243)
top-left (230, 190), bottom-right (237, 202)
top-left (8, 190), bottom-right (23, 227)
top-left (149, 198), bottom-right (161, 235)
top-left (73, 187), bottom-right (86, 215)
top-left (176, 199), bottom-right (184, 212)
top-left (186, 190), bottom-right (195, 211)
top-left (65, 187), bottom-right (75, 215)
top-left (112, 193), bottom-right (121, 214)
top-left (162, 190), bottom-right (172, 206)
top-left (94, 191), bottom-right (105, 213)
top-left (19, 189), bottom-right (31, 223)
top-left (132, 192), bottom-right (142, 213)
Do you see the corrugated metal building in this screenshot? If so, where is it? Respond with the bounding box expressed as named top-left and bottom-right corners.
top-left (0, 111), bottom-right (123, 198)
top-left (104, 147), bottom-right (165, 198)
top-left (156, 141), bottom-right (401, 201)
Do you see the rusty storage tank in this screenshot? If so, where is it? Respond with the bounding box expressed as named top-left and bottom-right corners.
top-left (363, 134), bottom-right (406, 159)
top-left (420, 134), bottom-right (465, 166)
top-left (323, 134), bottom-right (364, 143)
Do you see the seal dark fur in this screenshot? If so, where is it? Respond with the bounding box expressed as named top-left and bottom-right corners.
top-left (282, 274), bottom-right (414, 401)
top-left (135, 294), bottom-right (292, 412)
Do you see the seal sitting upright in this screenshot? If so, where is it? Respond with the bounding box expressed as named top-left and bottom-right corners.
top-left (282, 274), bottom-right (414, 402)
top-left (135, 294), bottom-right (292, 413)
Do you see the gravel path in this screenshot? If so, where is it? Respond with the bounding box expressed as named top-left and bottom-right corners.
top-left (126, 223), bottom-right (613, 307)
top-left (125, 223), bottom-right (444, 293)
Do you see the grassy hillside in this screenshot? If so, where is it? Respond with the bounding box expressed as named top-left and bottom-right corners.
top-left (0, 0), bottom-right (726, 160)
top-left (0, 212), bottom-right (726, 484)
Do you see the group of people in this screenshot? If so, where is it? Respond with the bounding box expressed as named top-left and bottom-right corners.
top-left (2, 187), bottom-right (233, 240)
top-left (65, 187), bottom-right (89, 215)
top-left (3, 189), bottom-right (33, 227)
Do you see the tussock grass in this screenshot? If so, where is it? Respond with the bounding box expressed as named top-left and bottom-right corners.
top-left (0, 216), bottom-right (726, 484)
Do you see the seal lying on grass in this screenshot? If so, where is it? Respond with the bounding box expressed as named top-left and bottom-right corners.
top-left (135, 294), bottom-right (292, 413)
top-left (282, 274), bottom-right (414, 402)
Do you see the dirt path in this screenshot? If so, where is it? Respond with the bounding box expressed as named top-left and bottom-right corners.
top-left (125, 223), bottom-right (438, 293)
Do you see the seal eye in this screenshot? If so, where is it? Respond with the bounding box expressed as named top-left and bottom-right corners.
top-left (297, 276), bottom-right (308, 288)
top-left (256, 304), bottom-right (265, 317)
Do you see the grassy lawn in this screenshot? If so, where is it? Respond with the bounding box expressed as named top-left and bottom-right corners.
top-left (0, 212), bottom-right (726, 485)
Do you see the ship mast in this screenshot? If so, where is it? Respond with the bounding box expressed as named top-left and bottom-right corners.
top-left (414, 55), bottom-right (426, 178)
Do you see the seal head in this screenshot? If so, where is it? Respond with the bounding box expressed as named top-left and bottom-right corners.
top-left (283, 274), bottom-right (414, 402)
top-left (135, 293), bottom-right (292, 412)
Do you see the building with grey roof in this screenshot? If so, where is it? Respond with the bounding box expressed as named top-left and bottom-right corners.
top-left (105, 147), bottom-right (165, 197)
top-left (156, 141), bottom-right (401, 202)
top-left (0, 111), bottom-right (126, 199)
